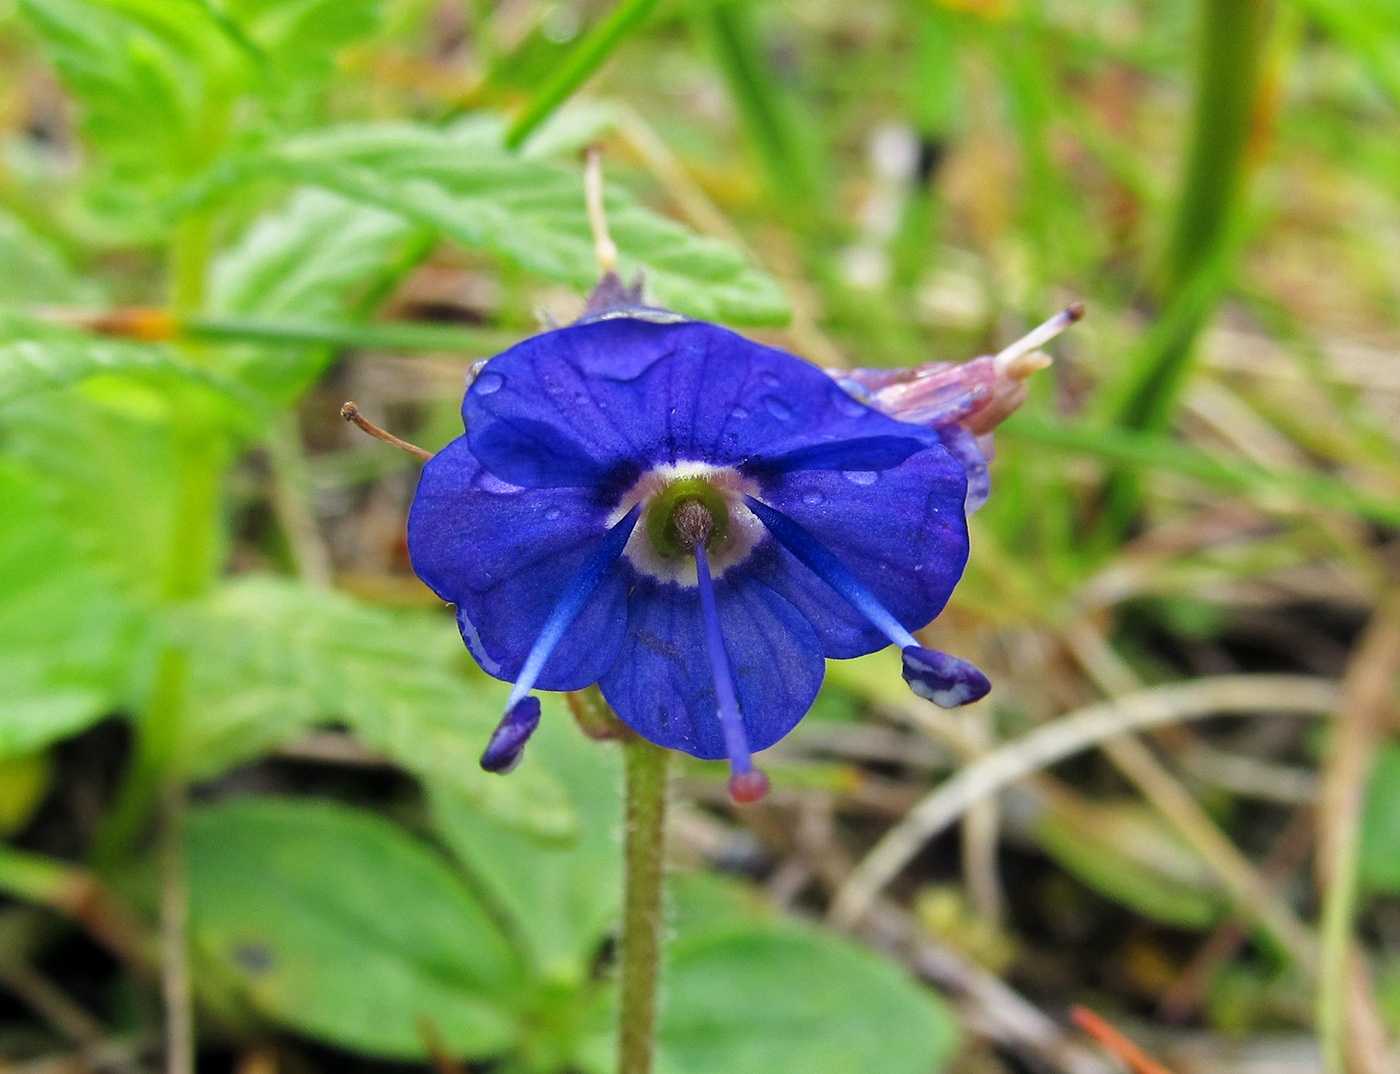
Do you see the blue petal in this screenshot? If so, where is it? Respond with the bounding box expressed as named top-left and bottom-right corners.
top-left (937, 423), bottom-right (990, 514)
top-left (407, 437), bottom-right (628, 690)
top-left (464, 318), bottom-right (943, 488)
top-left (598, 568), bottom-right (825, 760)
top-left (740, 435), bottom-right (929, 476)
top-left (747, 447), bottom-right (969, 658)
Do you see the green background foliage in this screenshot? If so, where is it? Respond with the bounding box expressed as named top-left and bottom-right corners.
top-left (0, 0), bottom-right (1398, 1069)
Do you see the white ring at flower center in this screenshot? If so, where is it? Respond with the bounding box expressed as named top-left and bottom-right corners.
top-left (611, 462), bottom-right (765, 586)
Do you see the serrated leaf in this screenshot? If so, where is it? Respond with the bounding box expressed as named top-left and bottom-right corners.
top-left (267, 118), bottom-right (790, 325)
top-left (19, 0), bottom-right (249, 211)
top-left (208, 188), bottom-right (420, 401)
top-left (186, 797), bottom-right (523, 1060)
top-left (175, 578), bottom-right (575, 838)
top-left (431, 713), bottom-right (623, 985)
top-left (0, 209), bottom-right (99, 306)
top-left (0, 332), bottom-right (233, 410)
top-left (0, 460), bottom-right (145, 758)
top-left (517, 100), bottom-right (625, 162)
top-left (211, 189), bottom-right (416, 319)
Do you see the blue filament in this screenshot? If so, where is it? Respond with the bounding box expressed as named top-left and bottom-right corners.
top-left (693, 542), bottom-right (755, 777)
top-left (504, 504), bottom-right (642, 711)
top-left (743, 495), bottom-right (919, 650)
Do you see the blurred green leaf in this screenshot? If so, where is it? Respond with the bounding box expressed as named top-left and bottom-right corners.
top-left (19, 0), bottom-right (250, 217)
top-left (1360, 741), bottom-right (1400, 893)
top-left (264, 118), bottom-right (790, 324)
top-left (0, 332), bottom-right (237, 410)
top-left (175, 578), bottom-right (576, 838)
top-left (1296, 0), bottom-right (1400, 105)
top-left (210, 189), bottom-right (415, 319)
top-left (208, 188), bottom-right (420, 401)
top-left (0, 460), bottom-right (144, 758)
top-left (656, 917), bottom-right (958, 1074)
top-left (504, 0), bottom-right (662, 148)
top-left (1035, 801), bottom-right (1226, 929)
top-left (0, 209), bottom-right (98, 306)
top-left (221, 0), bottom-right (383, 87)
top-left (0, 752), bottom-right (53, 836)
top-left (432, 713), bottom-right (623, 985)
top-left (1, 375), bottom-right (237, 605)
top-left (186, 797), bottom-right (522, 1060)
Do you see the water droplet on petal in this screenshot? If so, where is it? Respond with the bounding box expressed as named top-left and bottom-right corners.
top-left (761, 371), bottom-right (782, 388)
top-left (843, 470), bottom-right (878, 486)
top-left (762, 395), bottom-right (792, 420)
top-left (731, 405), bottom-right (749, 419)
top-left (802, 489), bottom-right (823, 505)
top-left (475, 371), bottom-right (504, 394)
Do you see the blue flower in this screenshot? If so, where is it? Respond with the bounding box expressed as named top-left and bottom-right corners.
top-left (407, 313), bottom-right (989, 800)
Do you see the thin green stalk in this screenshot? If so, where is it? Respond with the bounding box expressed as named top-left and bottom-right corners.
top-left (170, 214), bottom-right (215, 321)
top-left (505, 0), bottom-right (663, 149)
top-left (1095, 0), bottom-right (1277, 543)
top-left (1163, 0), bottom-right (1275, 295)
top-left (159, 783), bottom-right (194, 1074)
top-left (693, 0), bottom-right (820, 217)
top-left (0, 844), bottom-right (76, 906)
top-left (1109, 0), bottom-right (1276, 430)
top-left (267, 411), bottom-right (333, 588)
top-left (1004, 412), bottom-right (1400, 529)
top-left (617, 735), bottom-right (670, 1074)
top-left (185, 315), bottom-right (519, 354)
top-left (1316, 615), bottom-right (1400, 1074)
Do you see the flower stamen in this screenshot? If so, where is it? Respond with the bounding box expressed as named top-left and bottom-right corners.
top-left (744, 496), bottom-right (990, 708)
top-left (694, 540), bottom-right (769, 804)
top-left (481, 503), bottom-right (642, 772)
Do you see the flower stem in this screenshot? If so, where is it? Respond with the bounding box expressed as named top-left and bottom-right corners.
top-left (617, 734), bottom-right (669, 1074)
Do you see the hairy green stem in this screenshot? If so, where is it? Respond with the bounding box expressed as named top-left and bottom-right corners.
top-left (617, 735), bottom-right (669, 1074)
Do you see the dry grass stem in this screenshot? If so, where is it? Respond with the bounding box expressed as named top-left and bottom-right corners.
top-left (1315, 608), bottom-right (1400, 1074)
top-left (829, 674), bottom-right (1340, 929)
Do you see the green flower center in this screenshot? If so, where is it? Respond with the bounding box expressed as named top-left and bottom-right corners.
top-left (645, 477), bottom-right (731, 557)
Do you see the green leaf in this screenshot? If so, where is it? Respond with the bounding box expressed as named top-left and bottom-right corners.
top-left (267, 118), bottom-right (790, 325)
top-left (431, 713), bottom-right (623, 985)
top-left (186, 797), bottom-right (522, 1060)
top-left (19, 0), bottom-right (250, 213)
top-left (210, 189), bottom-right (416, 320)
top-left (656, 893), bottom-right (959, 1074)
top-left (1034, 801), bottom-right (1226, 929)
top-left (0, 208), bottom-right (98, 306)
top-left (0, 460), bottom-right (144, 758)
top-left (0, 331), bottom-right (232, 410)
top-left (1, 372), bottom-right (240, 605)
top-left (208, 188), bottom-right (420, 401)
top-left (175, 578), bottom-right (575, 838)
top-left (1361, 742), bottom-right (1400, 893)
top-left (221, 0), bottom-right (383, 87)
